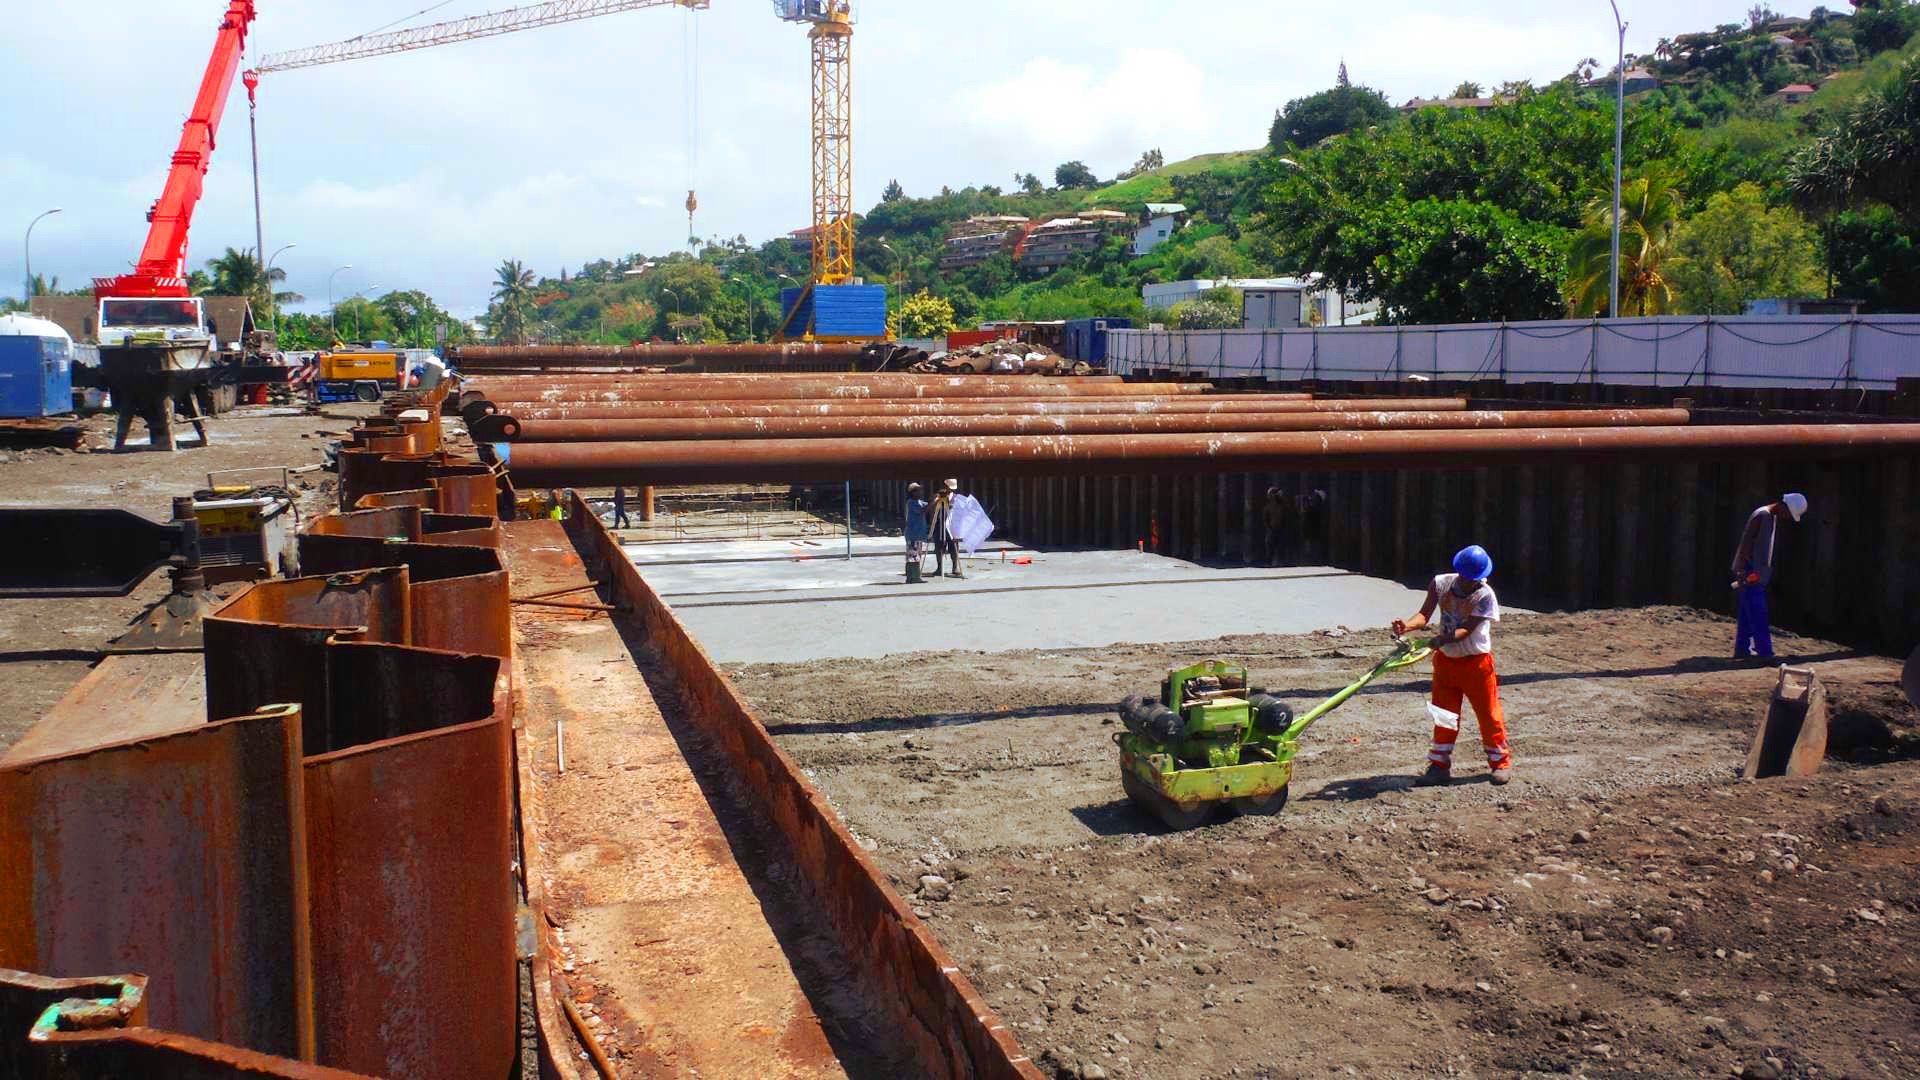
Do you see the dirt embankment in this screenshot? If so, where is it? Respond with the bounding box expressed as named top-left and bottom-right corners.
top-left (736, 609), bottom-right (1920, 1079)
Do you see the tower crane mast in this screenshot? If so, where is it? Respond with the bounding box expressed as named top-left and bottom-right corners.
top-left (771, 1), bottom-right (855, 288)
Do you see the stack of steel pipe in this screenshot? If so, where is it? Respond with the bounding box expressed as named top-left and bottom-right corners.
top-left (484, 422), bottom-right (1920, 486)
top-left (455, 368), bottom-right (1920, 489)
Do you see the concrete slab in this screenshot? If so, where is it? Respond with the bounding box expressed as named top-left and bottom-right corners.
top-left (628, 539), bottom-right (1428, 664)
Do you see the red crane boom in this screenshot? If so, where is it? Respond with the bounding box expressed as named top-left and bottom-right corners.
top-left (95, 1), bottom-right (258, 299)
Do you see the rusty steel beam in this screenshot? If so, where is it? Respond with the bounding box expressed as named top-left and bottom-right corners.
top-left (473, 379), bottom-right (1206, 402)
top-left (489, 407), bottom-right (1692, 443)
top-left (484, 396), bottom-right (1462, 421)
top-left (486, 422), bottom-right (1920, 486)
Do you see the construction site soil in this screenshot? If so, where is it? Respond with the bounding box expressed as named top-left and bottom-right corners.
top-left (731, 612), bottom-right (1920, 1080)
top-left (0, 406), bottom-right (389, 752)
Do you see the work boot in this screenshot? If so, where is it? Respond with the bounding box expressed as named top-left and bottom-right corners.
top-left (1413, 764), bottom-right (1451, 788)
top-left (1489, 765), bottom-right (1513, 786)
top-left (905, 559), bottom-right (923, 584)
top-left (950, 569), bottom-right (965, 580)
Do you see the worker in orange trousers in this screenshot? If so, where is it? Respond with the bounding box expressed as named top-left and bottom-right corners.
top-left (1392, 544), bottom-right (1511, 787)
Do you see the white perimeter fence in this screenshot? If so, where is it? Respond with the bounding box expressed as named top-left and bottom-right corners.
top-left (1110, 316), bottom-right (1920, 390)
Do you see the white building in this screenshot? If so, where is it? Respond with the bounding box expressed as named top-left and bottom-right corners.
top-left (1132, 203), bottom-right (1188, 256)
top-left (1141, 277), bottom-right (1379, 329)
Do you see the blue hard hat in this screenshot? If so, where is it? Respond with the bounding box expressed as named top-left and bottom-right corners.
top-left (1453, 545), bottom-right (1493, 581)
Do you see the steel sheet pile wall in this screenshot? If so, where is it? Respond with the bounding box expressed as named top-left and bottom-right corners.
top-left (0, 387), bottom-right (521, 1080)
top-left (855, 445), bottom-right (1920, 651)
top-left (562, 499), bottom-right (1041, 1080)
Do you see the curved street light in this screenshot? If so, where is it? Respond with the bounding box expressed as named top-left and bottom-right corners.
top-left (328, 265), bottom-right (354, 336)
top-left (265, 242), bottom-right (296, 338)
top-left (350, 285), bottom-right (381, 342)
top-left (23, 207), bottom-right (62, 307)
top-left (729, 276), bottom-right (758, 341)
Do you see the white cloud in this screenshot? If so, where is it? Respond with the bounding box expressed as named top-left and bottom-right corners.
top-left (0, 0), bottom-right (1766, 313)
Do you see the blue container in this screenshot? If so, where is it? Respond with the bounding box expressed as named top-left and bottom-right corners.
top-left (0, 335), bottom-right (74, 418)
top-left (779, 284), bottom-right (887, 340)
top-left (1062, 317), bottom-right (1132, 364)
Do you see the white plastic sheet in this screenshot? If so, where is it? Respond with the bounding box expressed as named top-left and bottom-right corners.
top-left (946, 494), bottom-right (995, 554)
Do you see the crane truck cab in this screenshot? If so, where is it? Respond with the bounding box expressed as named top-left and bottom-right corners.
top-left (97, 296), bottom-right (214, 350)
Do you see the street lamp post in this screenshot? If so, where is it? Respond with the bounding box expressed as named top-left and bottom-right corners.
top-left (23, 208), bottom-right (62, 308)
top-left (879, 240), bottom-right (901, 336)
top-left (265, 242), bottom-right (296, 339)
top-left (730, 276), bottom-right (757, 341)
top-left (328, 265), bottom-right (354, 338)
top-left (350, 286), bottom-right (380, 343)
top-left (1608, 0), bottom-right (1627, 320)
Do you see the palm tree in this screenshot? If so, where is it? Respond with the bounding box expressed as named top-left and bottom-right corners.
top-left (1654, 37), bottom-right (1674, 61)
top-left (1787, 53), bottom-right (1920, 228)
top-left (1564, 165), bottom-right (1687, 317)
top-left (490, 258), bottom-right (536, 344)
top-left (203, 247), bottom-right (299, 313)
top-left (27, 274), bottom-right (59, 296)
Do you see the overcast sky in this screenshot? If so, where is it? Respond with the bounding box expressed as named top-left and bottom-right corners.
top-left (4, 1), bottom-right (1783, 316)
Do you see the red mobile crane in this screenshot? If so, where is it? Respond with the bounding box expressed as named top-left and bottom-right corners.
top-left (93, 1), bottom-right (258, 451)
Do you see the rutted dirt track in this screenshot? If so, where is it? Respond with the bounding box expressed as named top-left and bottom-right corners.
top-left (733, 609), bottom-right (1920, 1079)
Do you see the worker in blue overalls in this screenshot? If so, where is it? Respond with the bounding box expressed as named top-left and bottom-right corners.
top-left (1731, 493), bottom-right (1808, 660)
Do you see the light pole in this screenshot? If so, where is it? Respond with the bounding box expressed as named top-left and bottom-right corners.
top-left (879, 240), bottom-right (901, 336)
top-left (23, 208), bottom-right (62, 307)
top-left (328, 265), bottom-right (354, 338)
top-left (1608, 0), bottom-right (1627, 320)
top-left (265, 242), bottom-right (295, 339)
top-left (730, 276), bottom-right (757, 341)
top-left (659, 288), bottom-right (679, 341)
top-left (350, 285), bottom-right (381, 343)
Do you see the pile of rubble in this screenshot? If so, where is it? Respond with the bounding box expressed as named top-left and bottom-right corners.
top-left (906, 339), bottom-right (1098, 377)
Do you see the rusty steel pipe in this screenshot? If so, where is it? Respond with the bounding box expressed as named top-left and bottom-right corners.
top-left (452, 342), bottom-right (875, 365)
top-left (490, 408), bottom-right (1692, 443)
top-left (484, 423), bottom-right (1920, 486)
top-left (484, 397), bottom-right (1469, 421)
top-left (475, 380), bottom-right (1212, 403)
top-left (471, 370), bottom-right (1128, 384)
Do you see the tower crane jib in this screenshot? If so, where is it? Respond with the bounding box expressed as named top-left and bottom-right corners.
top-left (254, 0), bottom-right (709, 74)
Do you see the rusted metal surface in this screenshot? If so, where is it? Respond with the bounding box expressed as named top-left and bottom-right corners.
top-left (484, 395), bottom-right (1448, 423)
top-left (476, 378), bottom-right (1204, 403)
top-left (492, 422), bottom-right (1920, 486)
top-left (1, 969), bottom-right (374, 1079)
top-left (1744, 666), bottom-right (1831, 779)
top-left (0, 654), bottom-right (207, 765)
top-left (504, 521), bottom-right (857, 1079)
top-left (453, 341), bottom-right (875, 367)
top-left (303, 717), bottom-right (515, 1080)
top-left (561, 501), bottom-right (1041, 1079)
top-left (0, 705), bottom-right (315, 1061)
top-left (493, 407), bottom-right (1693, 443)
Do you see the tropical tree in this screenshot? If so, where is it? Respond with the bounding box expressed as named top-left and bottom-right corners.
top-left (1667, 183), bottom-right (1826, 313)
top-left (1269, 83), bottom-right (1395, 149)
top-left (1787, 52), bottom-right (1920, 226)
top-left (489, 258), bottom-right (536, 344)
top-left (881, 178), bottom-right (906, 203)
top-left (1564, 166), bottom-right (1688, 316)
top-left (887, 290), bottom-right (958, 339)
top-left (203, 246), bottom-right (300, 313)
top-left (1451, 81), bottom-right (1485, 99)
top-left (1054, 161), bottom-right (1099, 189)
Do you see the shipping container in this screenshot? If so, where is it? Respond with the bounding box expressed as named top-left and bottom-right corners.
top-left (1061, 317), bottom-right (1132, 365)
top-left (0, 335), bottom-right (74, 418)
top-left (779, 284), bottom-right (886, 342)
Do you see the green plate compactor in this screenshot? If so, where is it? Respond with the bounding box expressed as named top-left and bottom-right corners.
top-left (1115, 640), bottom-right (1432, 830)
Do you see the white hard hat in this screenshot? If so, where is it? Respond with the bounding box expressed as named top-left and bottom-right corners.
top-left (1782, 492), bottom-right (1807, 521)
top-left (944, 478), bottom-right (958, 491)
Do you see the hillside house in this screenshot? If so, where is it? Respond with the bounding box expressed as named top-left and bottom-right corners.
top-left (1132, 203), bottom-right (1188, 256)
top-left (939, 215), bottom-right (1030, 271)
top-left (1399, 96), bottom-right (1501, 113)
top-left (1018, 214), bottom-right (1128, 271)
top-left (1775, 82), bottom-right (1818, 105)
top-left (1583, 68), bottom-right (1661, 94)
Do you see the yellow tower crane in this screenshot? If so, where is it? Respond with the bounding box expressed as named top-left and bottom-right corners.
top-left (772, 1), bottom-right (855, 287)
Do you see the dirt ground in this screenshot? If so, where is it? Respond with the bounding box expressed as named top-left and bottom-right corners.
top-left (0, 406), bottom-right (373, 753)
top-left (733, 611), bottom-right (1920, 1080)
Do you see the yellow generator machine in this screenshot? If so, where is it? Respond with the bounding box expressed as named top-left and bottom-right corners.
top-left (192, 468), bottom-right (300, 585)
top-left (314, 348), bottom-right (404, 403)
